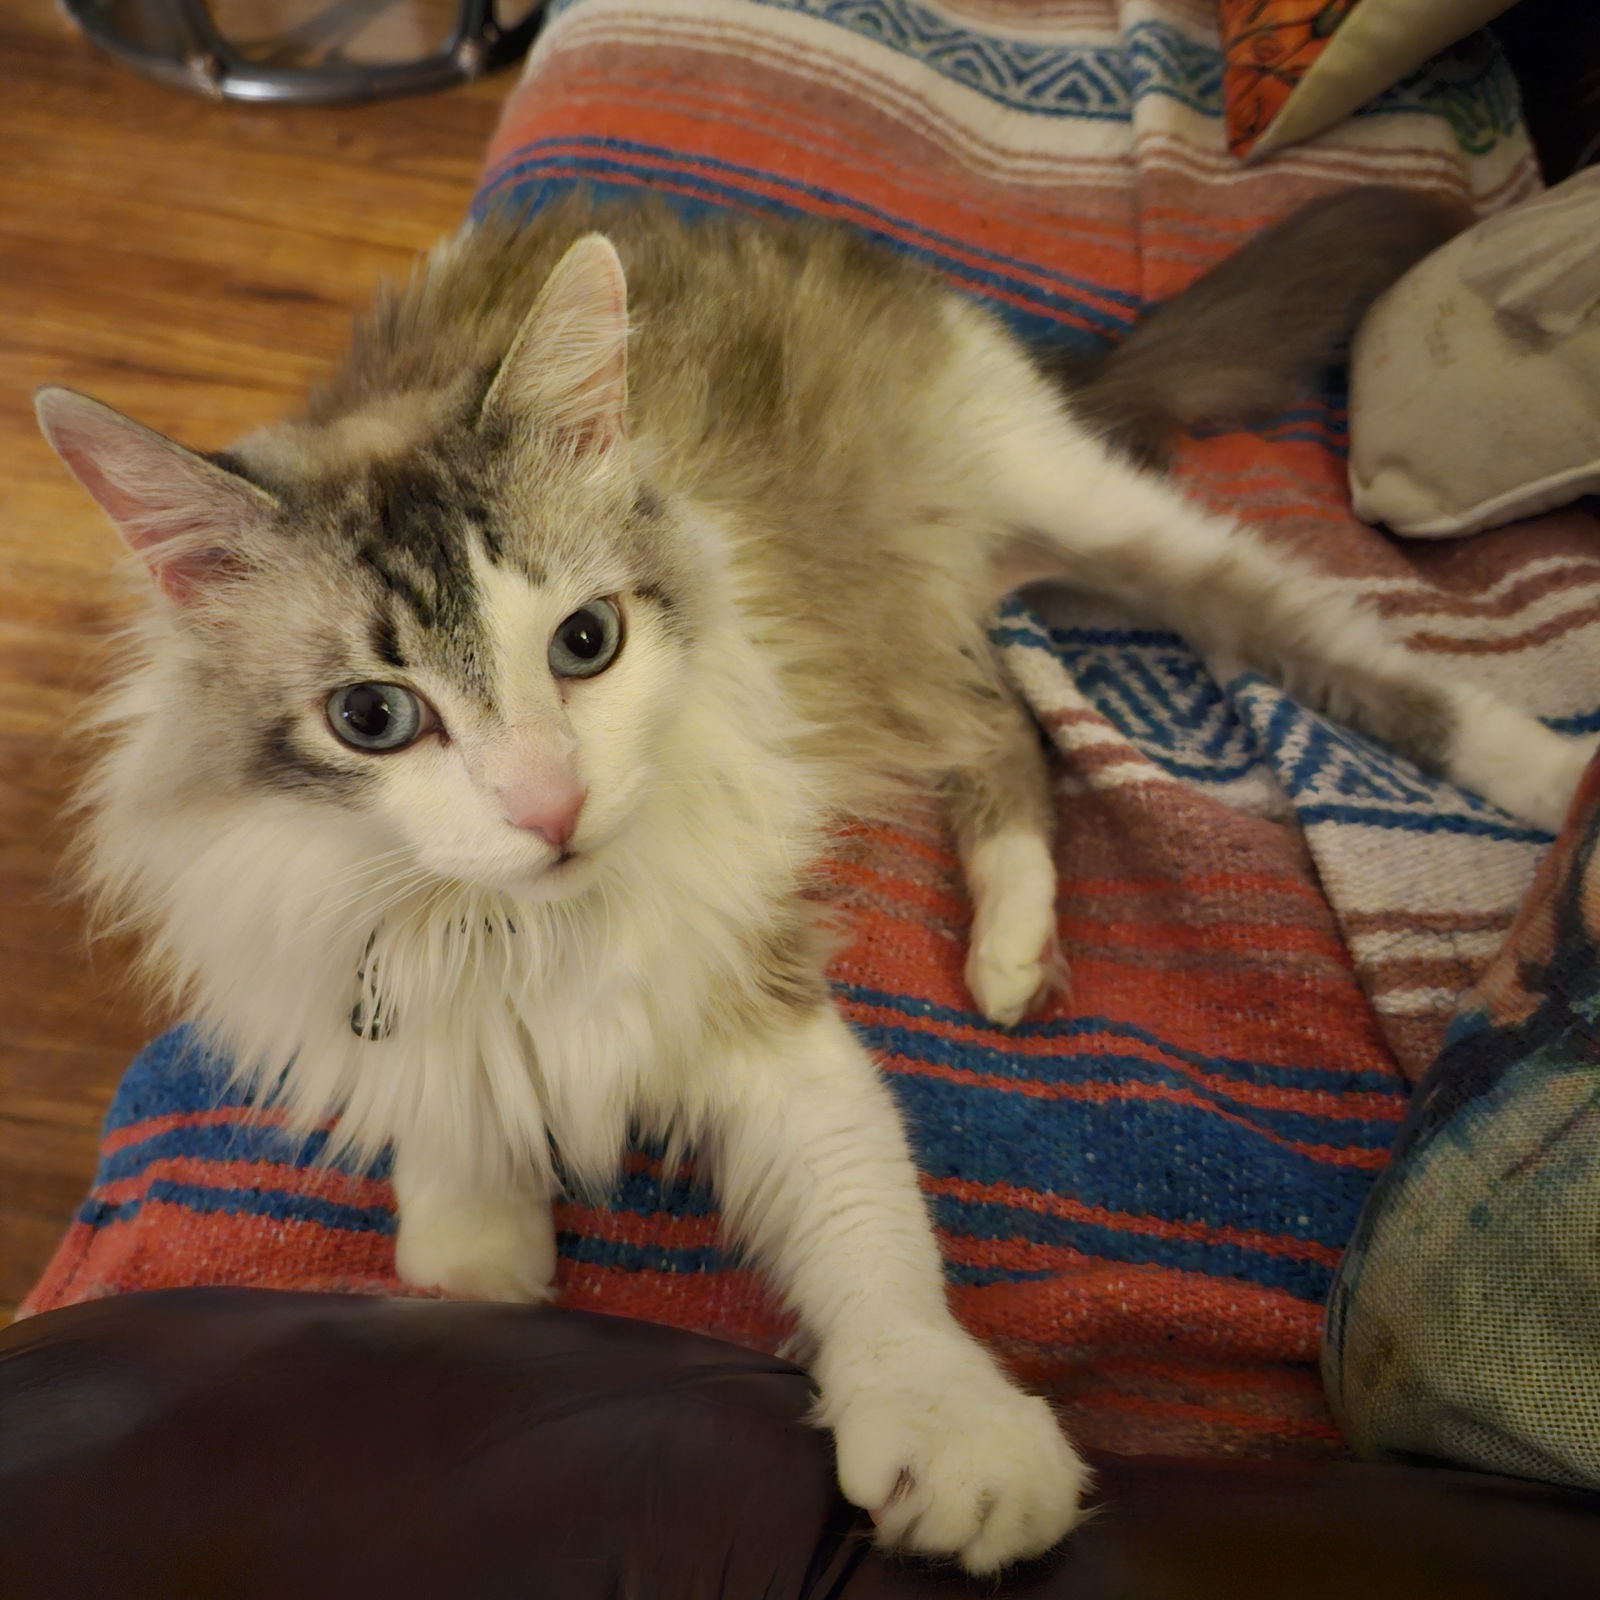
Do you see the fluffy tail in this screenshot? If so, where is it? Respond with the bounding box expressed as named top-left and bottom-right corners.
top-left (1051, 186), bottom-right (1469, 467)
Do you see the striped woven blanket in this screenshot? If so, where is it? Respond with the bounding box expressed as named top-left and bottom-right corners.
top-left (24, 0), bottom-right (1600, 1460)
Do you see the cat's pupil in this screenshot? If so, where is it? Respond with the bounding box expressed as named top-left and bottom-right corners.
top-left (343, 685), bottom-right (392, 738)
top-left (561, 610), bottom-right (605, 660)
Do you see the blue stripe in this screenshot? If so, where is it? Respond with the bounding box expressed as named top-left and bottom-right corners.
top-left (546, 1192), bottom-right (1343, 1300)
top-left (860, 1023), bottom-right (1400, 1146)
top-left (478, 140), bottom-right (1144, 311)
top-left (946, 1262), bottom-right (1058, 1289)
top-left (94, 1121), bottom-right (384, 1184)
top-left (97, 1026), bottom-right (247, 1136)
top-left (557, 1232), bottom-right (731, 1276)
top-left (927, 1195), bottom-right (1335, 1302)
top-left (80, 1180), bottom-right (395, 1236)
top-left (1294, 803), bottom-right (1551, 845)
top-left (834, 985), bottom-right (1405, 1094)
top-left (1548, 707), bottom-right (1600, 737)
top-left (891, 1075), bottom-right (1392, 1211)
top-left (476, 158), bottom-right (1136, 339)
top-left (991, 625), bottom-right (1186, 651)
top-left (599, 1164), bottom-right (720, 1218)
top-left (740, 2), bottom-right (1222, 121)
top-left (74, 1161), bottom-right (1339, 1301)
top-left (82, 1053), bottom-right (1373, 1301)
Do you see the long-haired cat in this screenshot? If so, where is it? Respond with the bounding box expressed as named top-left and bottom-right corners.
top-left (36, 187), bottom-right (1591, 1573)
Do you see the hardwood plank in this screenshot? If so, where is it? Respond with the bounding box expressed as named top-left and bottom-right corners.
top-left (0, 0), bottom-right (510, 1318)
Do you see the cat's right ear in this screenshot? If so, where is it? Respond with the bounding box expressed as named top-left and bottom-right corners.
top-left (35, 387), bottom-right (277, 605)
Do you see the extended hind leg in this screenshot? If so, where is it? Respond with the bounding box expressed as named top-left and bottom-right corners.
top-left (969, 357), bottom-right (1594, 834)
top-left (947, 688), bottom-right (1061, 1027)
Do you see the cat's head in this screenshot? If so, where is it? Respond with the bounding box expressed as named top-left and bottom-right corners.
top-left (38, 235), bottom-right (708, 902)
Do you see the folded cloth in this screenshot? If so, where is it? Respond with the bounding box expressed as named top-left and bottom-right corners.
top-left (1326, 752), bottom-right (1600, 1490)
top-left (23, 0), bottom-right (1600, 1463)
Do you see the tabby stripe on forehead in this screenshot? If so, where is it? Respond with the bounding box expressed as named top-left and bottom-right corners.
top-left (633, 578), bottom-right (693, 641)
top-left (465, 498), bottom-right (505, 566)
top-left (372, 611), bottom-right (408, 671)
top-left (255, 716), bottom-right (370, 802)
top-left (358, 543), bottom-right (433, 625)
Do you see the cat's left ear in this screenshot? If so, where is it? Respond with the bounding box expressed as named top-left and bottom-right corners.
top-left (480, 232), bottom-right (629, 456)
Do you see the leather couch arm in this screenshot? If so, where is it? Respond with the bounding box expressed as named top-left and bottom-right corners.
top-left (3, 1290), bottom-right (1598, 1598)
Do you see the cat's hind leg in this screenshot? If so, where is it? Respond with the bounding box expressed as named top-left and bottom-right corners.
top-left (975, 373), bottom-right (1594, 834)
top-left (947, 687), bottom-right (1062, 1027)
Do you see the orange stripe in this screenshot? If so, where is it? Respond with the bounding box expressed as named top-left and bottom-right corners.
top-left (1066, 1389), bottom-right (1343, 1443)
top-left (92, 1156), bottom-right (393, 1211)
top-left (557, 1201), bottom-right (722, 1250)
top-left (101, 1104), bottom-right (291, 1157)
top-left (489, 151), bottom-right (1112, 328)
top-left (900, 1059), bottom-right (1390, 1167)
top-left (845, 1001), bottom-right (1403, 1121)
top-left (497, 63), bottom-right (1144, 292)
top-left (947, 1268), bottom-right (1323, 1360)
top-left (556, 1262), bottom-right (792, 1349)
top-left (1060, 871), bottom-right (1331, 905)
top-left (1086, 1351), bottom-right (1334, 1400)
top-left (488, 64), bottom-right (1145, 286)
top-left (926, 1175), bottom-right (1346, 1265)
top-left (1063, 916), bottom-right (1348, 960)
top-left (43, 1202), bottom-right (398, 1296)
top-left (827, 858), bottom-right (970, 919)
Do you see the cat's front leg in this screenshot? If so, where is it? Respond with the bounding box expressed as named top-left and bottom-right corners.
top-left (391, 1136), bottom-right (557, 1304)
top-left (709, 1004), bottom-right (1088, 1573)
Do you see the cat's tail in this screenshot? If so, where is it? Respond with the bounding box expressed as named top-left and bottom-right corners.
top-left (1047, 186), bottom-right (1469, 467)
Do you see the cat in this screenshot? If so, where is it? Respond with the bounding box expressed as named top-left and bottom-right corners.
top-left (36, 186), bottom-right (1592, 1574)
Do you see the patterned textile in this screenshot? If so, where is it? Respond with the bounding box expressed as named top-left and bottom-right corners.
top-left (23, 0), bottom-right (1600, 1461)
top-left (1220, 0), bottom-right (1361, 156)
top-left (1325, 753), bottom-right (1600, 1489)
top-left (1218, 0), bottom-right (1518, 160)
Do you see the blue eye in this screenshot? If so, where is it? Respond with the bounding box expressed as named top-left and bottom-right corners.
top-left (326, 683), bottom-right (429, 752)
top-left (549, 597), bottom-right (623, 679)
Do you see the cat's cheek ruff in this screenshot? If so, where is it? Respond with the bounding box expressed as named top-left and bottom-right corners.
top-left (79, 603), bottom-right (824, 1205)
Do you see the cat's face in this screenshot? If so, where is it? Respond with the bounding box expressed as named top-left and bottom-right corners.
top-left (228, 451), bottom-right (696, 900)
top-left (40, 235), bottom-right (701, 901)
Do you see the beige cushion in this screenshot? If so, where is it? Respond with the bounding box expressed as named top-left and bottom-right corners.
top-left (1348, 167), bottom-right (1600, 539)
top-left (1246, 0), bottom-right (1516, 160)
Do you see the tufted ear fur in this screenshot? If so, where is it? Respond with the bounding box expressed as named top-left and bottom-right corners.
top-left (479, 233), bottom-right (629, 456)
top-left (35, 387), bottom-right (278, 605)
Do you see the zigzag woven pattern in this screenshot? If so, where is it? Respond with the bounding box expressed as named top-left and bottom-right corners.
top-left (24, 0), bottom-right (1600, 1460)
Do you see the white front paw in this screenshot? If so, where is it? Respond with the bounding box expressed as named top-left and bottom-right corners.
top-left (824, 1345), bottom-right (1089, 1573)
top-left (394, 1204), bottom-right (557, 1304)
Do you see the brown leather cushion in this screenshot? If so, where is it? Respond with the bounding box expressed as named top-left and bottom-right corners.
top-left (3, 1290), bottom-right (1598, 1598)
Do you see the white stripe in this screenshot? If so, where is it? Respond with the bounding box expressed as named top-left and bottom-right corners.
top-left (1347, 927), bottom-right (1505, 962)
top-left (1373, 986), bottom-right (1465, 1017)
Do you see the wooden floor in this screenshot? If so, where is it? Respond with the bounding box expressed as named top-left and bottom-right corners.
top-left (0, 4), bottom-right (511, 1319)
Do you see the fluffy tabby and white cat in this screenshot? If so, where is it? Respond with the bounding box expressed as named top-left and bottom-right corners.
top-left (38, 188), bottom-right (1591, 1572)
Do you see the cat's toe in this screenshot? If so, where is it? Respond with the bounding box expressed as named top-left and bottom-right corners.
top-left (828, 1343), bottom-right (1089, 1573)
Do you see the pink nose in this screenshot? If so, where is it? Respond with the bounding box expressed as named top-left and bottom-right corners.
top-left (498, 777), bottom-right (585, 850)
